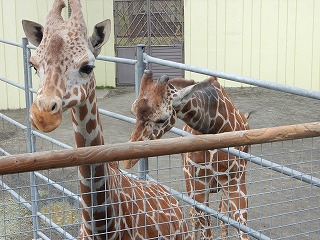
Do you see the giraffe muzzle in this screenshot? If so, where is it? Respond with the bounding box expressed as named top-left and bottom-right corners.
top-left (122, 135), bottom-right (152, 169)
top-left (29, 102), bottom-right (62, 133)
top-left (122, 158), bottom-right (140, 169)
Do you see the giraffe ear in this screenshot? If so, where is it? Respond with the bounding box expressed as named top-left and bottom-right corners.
top-left (159, 74), bottom-right (170, 84)
top-left (140, 69), bottom-right (154, 92)
top-left (22, 20), bottom-right (44, 47)
top-left (89, 19), bottom-right (111, 57)
top-left (131, 99), bottom-right (137, 116)
top-left (172, 82), bottom-right (206, 107)
top-left (172, 84), bottom-right (195, 107)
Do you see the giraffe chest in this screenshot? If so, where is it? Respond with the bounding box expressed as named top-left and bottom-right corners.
top-left (182, 144), bottom-right (248, 187)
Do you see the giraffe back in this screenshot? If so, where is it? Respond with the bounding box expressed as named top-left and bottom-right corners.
top-left (174, 76), bottom-right (250, 134)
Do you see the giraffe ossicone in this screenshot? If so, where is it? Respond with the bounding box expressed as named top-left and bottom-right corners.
top-left (23, 1), bottom-right (191, 239)
top-left (126, 69), bottom-right (251, 240)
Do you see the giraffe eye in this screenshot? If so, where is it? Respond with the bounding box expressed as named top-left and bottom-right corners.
top-left (30, 64), bottom-right (38, 74)
top-left (155, 117), bottom-right (168, 124)
top-left (79, 65), bottom-right (95, 75)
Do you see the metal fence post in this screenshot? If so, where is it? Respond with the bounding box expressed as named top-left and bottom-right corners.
top-left (135, 44), bottom-right (148, 180)
top-left (135, 44), bottom-right (146, 96)
top-left (22, 37), bottom-right (40, 239)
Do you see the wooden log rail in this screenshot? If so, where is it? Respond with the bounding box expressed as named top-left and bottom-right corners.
top-left (0, 122), bottom-right (319, 175)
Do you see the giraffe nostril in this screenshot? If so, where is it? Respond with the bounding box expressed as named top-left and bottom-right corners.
top-left (51, 102), bottom-right (58, 113)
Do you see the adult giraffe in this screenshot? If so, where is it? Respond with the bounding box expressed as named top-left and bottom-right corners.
top-left (22, 1), bottom-right (191, 239)
top-left (123, 70), bottom-right (251, 240)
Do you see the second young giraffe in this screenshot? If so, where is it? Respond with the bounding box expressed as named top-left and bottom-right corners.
top-left (22, 1), bottom-right (191, 239)
top-left (123, 70), bottom-right (251, 240)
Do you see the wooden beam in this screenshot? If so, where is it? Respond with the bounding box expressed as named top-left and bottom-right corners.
top-left (0, 122), bottom-right (319, 175)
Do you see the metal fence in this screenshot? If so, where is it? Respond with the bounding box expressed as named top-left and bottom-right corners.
top-left (0, 38), bottom-right (319, 240)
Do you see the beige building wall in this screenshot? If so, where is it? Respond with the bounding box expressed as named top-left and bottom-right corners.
top-left (184, 0), bottom-right (320, 90)
top-left (0, 0), bottom-right (115, 110)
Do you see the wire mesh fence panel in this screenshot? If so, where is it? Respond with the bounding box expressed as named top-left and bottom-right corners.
top-left (0, 115), bottom-right (79, 239)
top-left (1, 109), bottom-right (320, 239)
top-left (123, 137), bottom-right (320, 239)
top-left (246, 139), bottom-right (320, 240)
top-left (0, 118), bottom-right (32, 239)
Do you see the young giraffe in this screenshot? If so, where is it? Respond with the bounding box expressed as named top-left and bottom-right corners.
top-left (123, 70), bottom-right (251, 240)
top-left (22, 1), bottom-right (191, 239)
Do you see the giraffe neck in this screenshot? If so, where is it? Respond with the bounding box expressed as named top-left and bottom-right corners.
top-left (71, 75), bottom-right (117, 238)
top-left (174, 84), bottom-right (246, 134)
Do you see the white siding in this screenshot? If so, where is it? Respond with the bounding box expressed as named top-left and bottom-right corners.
top-left (184, 0), bottom-right (320, 91)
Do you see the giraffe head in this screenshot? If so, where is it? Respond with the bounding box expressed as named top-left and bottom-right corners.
top-left (123, 69), bottom-right (204, 169)
top-left (22, 0), bottom-right (111, 132)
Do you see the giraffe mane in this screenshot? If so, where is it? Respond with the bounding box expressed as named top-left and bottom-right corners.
top-left (195, 76), bottom-right (218, 90)
top-left (168, 78), bottom-right (196, 89)
top-left (169, 76), bottom-right (218, 90)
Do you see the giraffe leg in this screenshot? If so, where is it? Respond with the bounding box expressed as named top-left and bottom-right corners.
top-left (218, 197), bottom-right (229, 239)
top-left (183, 152), bottom-right (215, 240)
top-left (190, 193), bottom-right (213, 240)
top-left (228, 185), bottom-right (248, 240)
top-left (218, 179), bottom-right (249, 240)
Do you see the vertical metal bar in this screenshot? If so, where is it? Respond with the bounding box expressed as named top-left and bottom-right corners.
top-left (135, 44), bottom-right (146, 96)
top-left (147, 0), bottom-right (152, 48)
top-left (135, 44), bottom-right (148, 180)
top-left (22, 37), bottom-right (39, 239)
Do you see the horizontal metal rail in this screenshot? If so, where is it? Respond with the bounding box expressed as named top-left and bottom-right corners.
top-left (0, 75), bottom-right (37, 93)
top-left (0, 39), bottom-right (135, 65)
top-left (96, 55), bottom-right (137, 65)
top-left (0, 76), bottom-right (26, 90)
top-left (0, 147), bottom-right (10, 156)
top-left (144, 54), bottom-right (320, 100)
top-left (27, 44), bottom-right (36, 50)
top-left (0, 39), bottom-right (23, 48)
top-left (32, 130), bottom-right (72, 149)
top-left (99, 108), bottom-right (136, 124)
